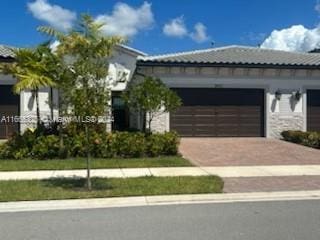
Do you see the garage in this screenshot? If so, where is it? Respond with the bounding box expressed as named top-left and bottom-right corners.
top-left (0, 85), bottom-right (19, 139)
top-left (307, 90), bottom-right (320, 132)
top-left (170, 88), bottom-right (265, 137)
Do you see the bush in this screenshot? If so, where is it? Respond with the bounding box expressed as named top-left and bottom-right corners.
top-left (281, 130), bottom-right (310, 144)
top-left (302, 132), bottom-right (320, 148)
top-left (146, 132), bottom-right (179, 157)
top-left (281, 130), bottom-right (320, 148)
top-left (109, 132), bottom-right (146, 158)
top-left (0, 143), bottom-right (14, 159)
top-left (0, 127), bottom-right (180, 159)
top-left (31, 135), bottom-right (60, 159)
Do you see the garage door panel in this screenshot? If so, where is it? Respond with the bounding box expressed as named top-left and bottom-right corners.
top-left (194, 117), bottom-right (214, 126)
top-left (170, 88), bottom-right (265, 137)
top-left (307, 91), bottom-right (320, 132)
top-left (170, 117), bottom-right (194, 125)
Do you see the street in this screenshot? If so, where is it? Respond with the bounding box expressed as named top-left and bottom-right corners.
top-left (0, 199), bottom-right (320, 240)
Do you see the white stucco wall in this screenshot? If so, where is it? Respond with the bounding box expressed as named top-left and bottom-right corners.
top-left (0, 74), bottom-right (59, 132)
top-left (20, 88), bottom-right (59, 132)
top-left (136, 66), bottom-right (320, 138)
top-left (108, 47), bottom-right (142, 92)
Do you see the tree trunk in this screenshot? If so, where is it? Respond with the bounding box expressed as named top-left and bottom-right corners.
top-left (142, 111), bottom-right (147, 133)
top-left (50, 87), bottom-right (54, 121)
top-left (57, 89), bottom-right (64, 158)
top-left (85, 124), bottom-right (92, 191)
top-left (148, 112), bottom-right (152, 134)
top-left (35, 89), bottom-right (41, 127)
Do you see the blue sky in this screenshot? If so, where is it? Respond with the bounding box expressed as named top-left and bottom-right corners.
top-left (0, 0), bottom-right (320, 54)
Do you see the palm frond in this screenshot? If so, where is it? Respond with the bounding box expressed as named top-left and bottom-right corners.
top-left (37, 26), bottom-right (64, 39)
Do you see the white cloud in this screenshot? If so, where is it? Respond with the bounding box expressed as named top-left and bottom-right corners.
top-left (49, 40), bottom-right (60, 52)
top-left (190, 23), bottom-right (209, 43)
top-left (27, 0), bottom-right (76, 31)
top-left (261, 2), bottom-right (320, 52)
top-left (95, 2), bottom-right (154, 37)
top-left (261, 25), bottom-right (320, 52)
top-left (163, 16), bottom-right (188, 38)
top-left (163, 17), bottom-right (210, 43)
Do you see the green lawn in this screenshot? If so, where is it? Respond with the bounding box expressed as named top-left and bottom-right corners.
top-left (0, 157), bottom-right (193, 171)
top-left (0, 176), bottom-right (223, 202)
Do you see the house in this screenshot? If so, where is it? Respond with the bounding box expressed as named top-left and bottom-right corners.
top-left (2, 44), bottom-right (320, 139)
top-left (134, 46), bottom-right (320, 138)
top-left (0, 44), bottom-right (145, 139)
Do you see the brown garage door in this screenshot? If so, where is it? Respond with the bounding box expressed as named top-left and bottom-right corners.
top-left (0, 85), bottom-right (19, 139)
top-left (307, 90), bottom-right (320, 132)
top-left (170, 88), bottom-right (265, 137)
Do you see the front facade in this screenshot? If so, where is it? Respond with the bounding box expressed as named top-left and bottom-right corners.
top-left (135, 46), bottom-right (320, 138)
top-left (2, 44), bottom-right (320, 139)
top-left (0, 44), bottom-right (144, 139)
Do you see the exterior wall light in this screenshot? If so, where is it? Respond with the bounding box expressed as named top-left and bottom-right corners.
top-left (292, 90), bottom-right (302, 101)
top-left (275, 90), bottom-right (282, 100)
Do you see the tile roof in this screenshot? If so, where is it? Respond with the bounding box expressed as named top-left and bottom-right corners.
top-left (137, 45), bottom-right (320, 67)
top-left (0, 45), bottom-right (15, 58)
top-left (117, 44), bottom-right (147, 56)
top-left (0, 44), bottom-right (146, 59)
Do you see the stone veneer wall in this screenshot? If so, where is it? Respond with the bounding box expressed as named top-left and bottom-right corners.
top-left (269, 113), bottom-right (304, 138)
top-left (149, 112), bottom-right (169, 133)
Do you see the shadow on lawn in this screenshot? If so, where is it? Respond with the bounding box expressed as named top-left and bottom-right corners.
top-left (41, 177), bottom-right (114, 191)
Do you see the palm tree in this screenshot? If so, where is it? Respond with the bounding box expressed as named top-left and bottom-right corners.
top-left (2, 45), bottom-right (57, 126)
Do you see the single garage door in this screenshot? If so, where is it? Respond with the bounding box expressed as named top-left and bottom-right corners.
top-left (170, 88), bottom-right (265, 137)
top-left (307, 90), bottom-right (320, 132)
top-left (0, 85), bottom-right (19, 139)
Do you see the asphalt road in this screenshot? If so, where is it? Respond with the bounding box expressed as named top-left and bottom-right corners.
top-left (1, 200), bottom-right (320, 240)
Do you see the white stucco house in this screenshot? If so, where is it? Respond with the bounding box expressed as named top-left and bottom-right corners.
top-left (1, 44), bottom-right (320, 139)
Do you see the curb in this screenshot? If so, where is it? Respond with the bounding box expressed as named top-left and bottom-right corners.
top-left (1, 190), bottom-right (320, 213)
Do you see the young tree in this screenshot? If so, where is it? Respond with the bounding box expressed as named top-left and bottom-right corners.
top-left (39, 14), bottom-right (124, 190)
top-left (0, 44), bottom-right (57, 127)
top-left (123, 77), bottom-right (181, 133)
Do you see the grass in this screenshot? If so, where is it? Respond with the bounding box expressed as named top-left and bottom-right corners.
top-left (0, 157), bottom-right (193, 171)
top-left (0, 176), bottom-right (223, 202)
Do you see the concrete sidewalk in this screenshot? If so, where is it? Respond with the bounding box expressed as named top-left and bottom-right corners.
top-left (2, 165), bottom-right (320, 180)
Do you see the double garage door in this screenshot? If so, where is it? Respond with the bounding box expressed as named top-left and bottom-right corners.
top-left (0, 85), bottom-right (19, 139)
top-left (170, 88), bottom-right (265, 137)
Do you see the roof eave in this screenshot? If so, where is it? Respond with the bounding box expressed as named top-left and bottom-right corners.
top-left (137, 61), bottom-right (320, 70)
top-left (0, 56), bottom-right (15, 62)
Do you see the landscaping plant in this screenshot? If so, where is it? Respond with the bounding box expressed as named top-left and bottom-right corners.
top-left (122, 77), bottom-right (181, 133)
top-left (38, 14), bottom-right (124, 190)
top-left (0, 44), bottom-right (59, 126)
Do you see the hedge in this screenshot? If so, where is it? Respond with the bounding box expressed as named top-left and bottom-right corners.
top-left (0, 130), bottom-right (180, 160)
top-left (281, 130), bottom-right (320, 149)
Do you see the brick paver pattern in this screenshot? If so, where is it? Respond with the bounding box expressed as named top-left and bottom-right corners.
top-left (179, 138), bottom-right (320, 166)
top-left (224, 176), bottom-right (320, 193)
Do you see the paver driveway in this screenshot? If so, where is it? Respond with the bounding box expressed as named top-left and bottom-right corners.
top-left (180, 138), bottom-right (320, 166)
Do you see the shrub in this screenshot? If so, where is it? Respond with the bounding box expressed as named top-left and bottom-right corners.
top-left (146, 132), bottom-right (180, 157)
top-left (65, 132), bottom-right (87, 157)
top-left (31, 135), bottom-right (60, 159)
top-left (13, 148), bottom-right (30, 160)
top-left (301, 132), bottom-right (320, 148)
top-left (281, 131), bottom-right (310, 144)
top-left (0, 127), bottom-right (180, 159)
top-left (109, 132), bottom-right (146, 158)
top-left (0, 143), bottom-right (13, 159)
top-left (281, 130), bottom-right (320, 149)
